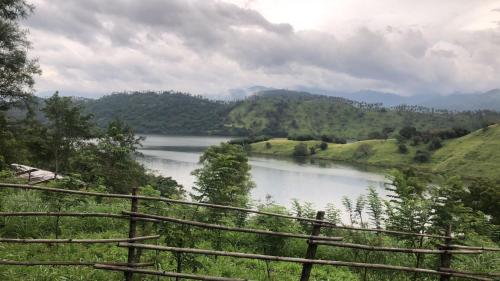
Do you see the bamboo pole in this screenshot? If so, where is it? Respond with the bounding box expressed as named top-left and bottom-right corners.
top-left (125, 187), bottom-right (139, 281)
top-left (439, 268), bottom-right (500, 278)
top-left (300, 211), bottom-right (324, 281)
top-left (310, 241), bottom-right (483, 254)
top-left (0, 235), bottom-right (159, 244)
top-left (0, 212), bottom-right (128, 219)
top-left (123, 211), bottom-right (343, 241)
top-left (446, 245), bottom-right (500, 252)
top-left (0, 183), bottom-right (449, 239)
top-left (0, 259), bottom-right (153, 267)
top-left (117, 243), bottom-right (493, 281)
top-left (94, 264), bottom-right (252, 281)
top-left (439, 225), bottom-right (453, 281)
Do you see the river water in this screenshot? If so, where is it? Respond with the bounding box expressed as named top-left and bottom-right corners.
top-left (137, 135), bottom-right (389, 214)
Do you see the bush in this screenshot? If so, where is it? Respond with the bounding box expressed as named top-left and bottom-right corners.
top-left (413, 150), bottom-right (431, 163)
top-left (399, 126), bottom-right (418, 139)
top-left (319, 142), bottom-right (328, 150)
top-left (288, 134), bottom-right (315, 141)
top-left (354, 144), bottom-right (373, 159)
top-left (398, 144), bottom-right (408, 154)
top-left (293, 143), bottom-right (309, 157)
top-left (309, 147), bottom-right (316, 155)
top-left (428, 137), bottom-right (442, 150)
top-left (265, 142), bottom-right (272, 149)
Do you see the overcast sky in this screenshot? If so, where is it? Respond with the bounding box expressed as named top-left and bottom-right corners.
top-left (26, 0), bottom-right (500, 97)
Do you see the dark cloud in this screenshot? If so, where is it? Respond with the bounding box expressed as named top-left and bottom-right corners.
top-left (26, 0), bottom-right (500, 96)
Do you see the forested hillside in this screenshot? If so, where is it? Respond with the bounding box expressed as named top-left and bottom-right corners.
top-left (83, 90), bottom-right (500, 139)
top-left (83, 91), bottom-right (234, 135)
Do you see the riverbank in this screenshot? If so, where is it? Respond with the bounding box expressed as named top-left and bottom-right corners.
top-left (250, 124), bottom-right (500, 182)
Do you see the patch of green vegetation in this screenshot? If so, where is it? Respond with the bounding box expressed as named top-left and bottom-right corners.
top-left (251, 124), bottom-right (500, 181)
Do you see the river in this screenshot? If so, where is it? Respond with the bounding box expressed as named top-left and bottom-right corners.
top-left (137, 135), bottom-right (389, 215)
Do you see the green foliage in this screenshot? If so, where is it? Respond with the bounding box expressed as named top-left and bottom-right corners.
top-left (354, 143), bottom-right (373, 159)
top-left (319, 141), bottom-right (328, 150)
top-left (192, 143), bottom-right (254, 219)
top-left (366, 186), bottom-right (384, 229)
top-left (42, 92), bottom-right (93, 175)
top-left (0, 0), bottom-right (40, 109)
top-left (413, 150), bottom-right (431, 163)
top-left (292, 142), bottom-right (309, 157)
top-left (397, 143), bottom-right (408, 154)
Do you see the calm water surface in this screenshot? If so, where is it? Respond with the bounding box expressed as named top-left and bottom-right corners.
top-left (137, 135), bottom-right (388, 213)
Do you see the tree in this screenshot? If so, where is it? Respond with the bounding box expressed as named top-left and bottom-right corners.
top-left (413, 150), bottom-right (430, 163)
top-left (399, 126), bottom-right (417, 139)
top-left (428, 137), bottom-right (442, 150)
top-left (192, 143), bottom-right (254, 210)
top-left (355, 195), bottom-right (366, 228)
top-left (398, 143), bottom-right (408, 154)
top-left (366, 186), bottom-right (384, 229)
top-left (292, 142), bottom-right (309, 157)
top-left (319, 141), bottom-right (328, 150)
top-left (354, 143), bottom-right (373, 159)
top-left (342, 196), bottom-right (355, 226)
top-left (0, 0), bottom-right (40, 109)
top-left (42, 92), bottom-right (93, 175)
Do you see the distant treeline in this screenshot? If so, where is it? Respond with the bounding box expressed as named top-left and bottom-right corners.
top-left (76, 90), bottom-right (500, 139)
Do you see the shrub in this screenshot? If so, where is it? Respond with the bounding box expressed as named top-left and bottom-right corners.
top-left (288, 134), bottom-right (315, 141)
top-left (354, 144), bottom-right (373, 159)
top-left (293, 143), bottom-right (309, 157)
top-left (398, 144), bottom-right (408, 154)
top-left (428, 137), bottom-right (442, 150)
top-left (309, 147), bottom-right (316, 155)
top-left (399, 126), bottom-right (418, 139)
top-left (265, 142), bottom-right (272, 149)
top-left (413, 150), bottom-right (431, 163)
top-left (319, 142), bottom-right (328, 150)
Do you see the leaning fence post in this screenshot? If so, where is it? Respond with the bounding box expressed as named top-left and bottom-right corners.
top-left (125, 187), bottom-right (139, 281)
top-left (299, 211), bottom-right (325, 281)
top-left (439, 225), bottom-right (453, 281)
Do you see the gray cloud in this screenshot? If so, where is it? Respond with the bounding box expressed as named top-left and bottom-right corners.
top-left (26, 0), bottom-right (500, 96)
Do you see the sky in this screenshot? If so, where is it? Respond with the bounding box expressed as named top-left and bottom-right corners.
top-left (25, 0), bottom-right (500, 98)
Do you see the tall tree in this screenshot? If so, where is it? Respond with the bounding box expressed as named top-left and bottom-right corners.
top-left (42, 92), bottom-right (93, 175)
top-left (192, 143), bottom-right (254, 221)
top-left (0, 0), bottom-right (40, 109)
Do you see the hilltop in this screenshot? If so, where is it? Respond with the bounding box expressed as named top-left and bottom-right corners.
top-left (250, 124), bottom-right (500, 181)
top-left (82, 90), bottom-right (500, 139)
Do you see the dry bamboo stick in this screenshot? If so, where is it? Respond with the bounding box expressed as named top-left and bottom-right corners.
top-left (447, 244), bottom-right (500, 252)
top-left (0, 212), bottom-right (128, 219)
top-left (0, 183), bottom-right (450, 239)
top-left (0, 259), bottom-right (153, 267)
top-left (0, 235), bottom-right (159, 244)
top-left (439, 268), bottom-right (500, 278)
top-left (311, 241), bottom-right (484, 254)
top-left (94, 264), bottom-right (252, 281)
top-left (117, 243), bottom-right (492, 281)
top-left (123, 211), bottom-right (343, 241)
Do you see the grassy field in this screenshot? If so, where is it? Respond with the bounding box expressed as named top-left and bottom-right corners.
top-left (251, 124), bottom-right (500, 181)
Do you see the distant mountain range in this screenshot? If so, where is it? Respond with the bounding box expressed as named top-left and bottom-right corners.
top-left (227, 86), bottom-right (500, 111)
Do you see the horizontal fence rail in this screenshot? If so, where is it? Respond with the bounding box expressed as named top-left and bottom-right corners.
top-left (124, 211), bottom-right (343, 241)
top-left (0, 212), bottom-right (129, 219)
top-left (0, 259), bottom-right (153, 267)
top-left (94, 264), bottom-right (251, 281)
top-left (311, 241), bottom-right (484, 254)
top-left (116, 243), bottom-right (493, 281)
top-left (0, 183), bottom-right (449, 239)
top-left (0, 235), bottom-right (159, 244)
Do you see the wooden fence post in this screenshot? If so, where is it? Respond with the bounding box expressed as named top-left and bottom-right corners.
top-left (299, 211), bottom-right (325, 281)
top-left (439, 225), bottom-right (453, 281)
top-left (125, 187), bottom-right (139, 281)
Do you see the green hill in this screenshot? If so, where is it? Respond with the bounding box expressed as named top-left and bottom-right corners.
top-left (251, 124), bottom-right (500, 181)
top-left (80, 90), bottom-right (500, 138)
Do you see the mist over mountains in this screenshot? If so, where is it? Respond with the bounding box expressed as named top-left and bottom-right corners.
top-left (225, 87), bottom-right (500, 111)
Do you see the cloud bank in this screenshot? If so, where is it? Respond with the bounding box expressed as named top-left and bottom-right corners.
top-left (26, 0), bottom-right (500, 97)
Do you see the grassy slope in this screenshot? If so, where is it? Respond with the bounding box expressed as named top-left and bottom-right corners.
top-left (227, 91), bottom-right (500, 139)
top-left (251, 124), bottom-right (500, 181)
